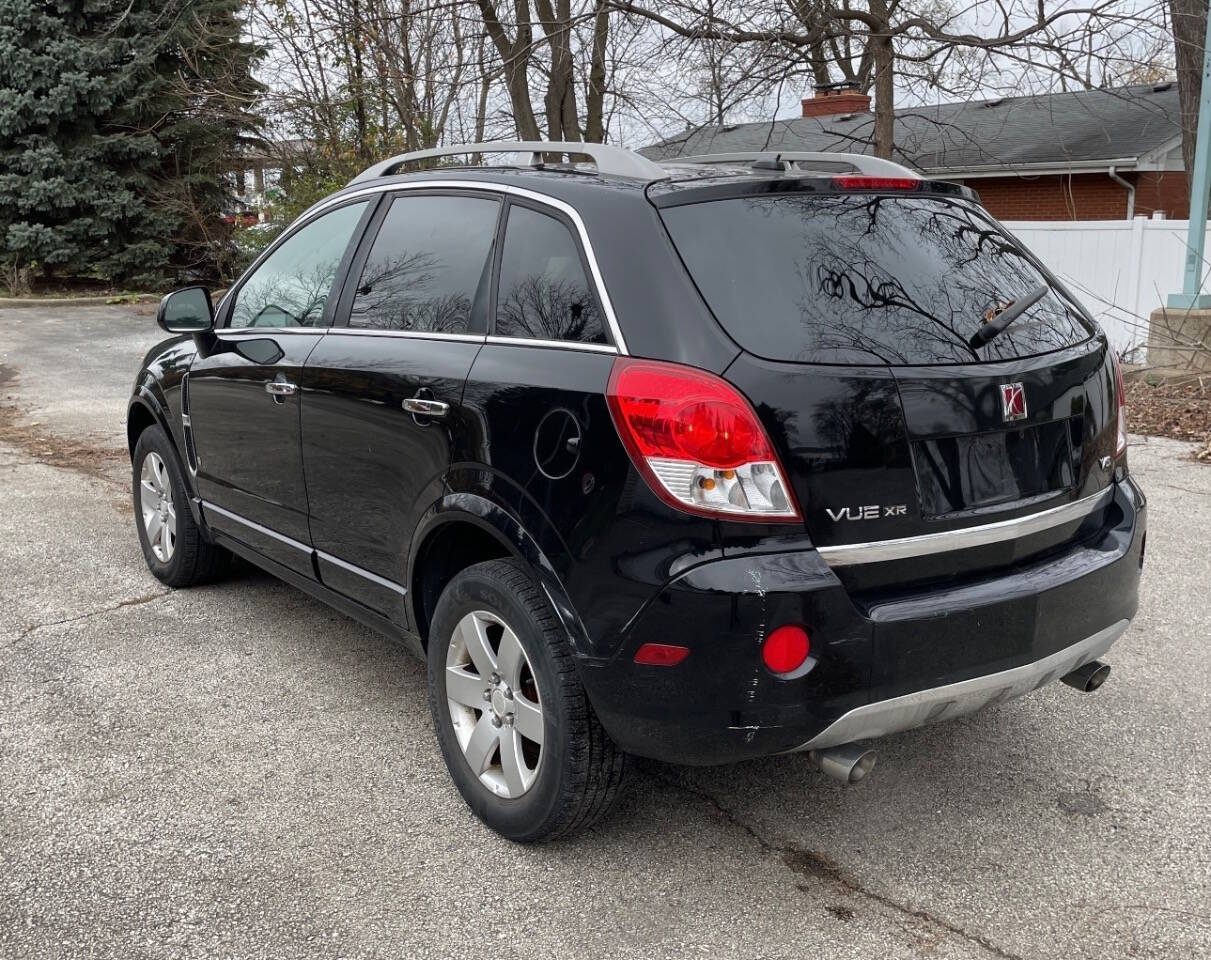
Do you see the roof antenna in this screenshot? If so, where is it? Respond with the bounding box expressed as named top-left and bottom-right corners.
top-left (751, 152), bottom-right (785, 171)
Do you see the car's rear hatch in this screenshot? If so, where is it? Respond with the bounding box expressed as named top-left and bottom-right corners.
top-left (654, 182), bottom-right (1120, 588)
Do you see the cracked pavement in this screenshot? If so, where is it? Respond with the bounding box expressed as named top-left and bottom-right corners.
top-left (2, 305), bottom-right (1210, 959)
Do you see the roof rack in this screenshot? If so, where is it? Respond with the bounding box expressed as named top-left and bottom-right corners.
top-left (662, 151), bottom-right (921, 180)
top-left (349, 140), bottom-right (668, 184)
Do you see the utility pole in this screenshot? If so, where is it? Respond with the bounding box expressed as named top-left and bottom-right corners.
top-left (1169, 2), bottom-right (1211, 308)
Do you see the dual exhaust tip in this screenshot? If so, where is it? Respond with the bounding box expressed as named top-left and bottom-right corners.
top-left (809, 659), bottom-right (1111, 786)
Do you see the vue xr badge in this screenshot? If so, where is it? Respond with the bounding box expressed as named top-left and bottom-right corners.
top-left (826, 504), bottom-right (907, 522)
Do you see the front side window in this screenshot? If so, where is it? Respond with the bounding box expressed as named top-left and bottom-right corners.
top-left (495, 205), bottom-right (607, 345)
top-left (349, 194), bottom-right (500, 333)
top-left (229, 201), bottom-right (369, 329)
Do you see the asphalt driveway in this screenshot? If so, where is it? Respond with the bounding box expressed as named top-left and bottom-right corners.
top-left (2, 305), bottom-right (1209, 959)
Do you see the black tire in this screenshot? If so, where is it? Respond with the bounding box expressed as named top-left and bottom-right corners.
top-left (426, 558), bottom-right (627, 842)
top-left (132, 425), bottom-right (231, 587)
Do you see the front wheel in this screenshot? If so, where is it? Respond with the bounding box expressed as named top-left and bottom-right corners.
top-left (426, 559), bottom-right (627, 842)
top-left (132, 425), bottom-right (231, 587)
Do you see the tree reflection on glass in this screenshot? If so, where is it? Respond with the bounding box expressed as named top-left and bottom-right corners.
top-left (348, 195), bottom-right (499, 335)
top-left (495, 205), bottom-right (607, 345)
top-left (663, 194), bottom-right (1092, 365)
top-left (230, 201), bottom-right (369, 329)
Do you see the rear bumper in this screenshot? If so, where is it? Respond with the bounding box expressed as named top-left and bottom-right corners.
top-left (579, 477), bottom-right (1144, 765)
top-left (792, 618), bottom-right (1127, 751)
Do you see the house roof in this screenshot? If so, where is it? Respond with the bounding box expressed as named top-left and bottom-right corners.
top-left (638, 83), bottom-right (1183, 175)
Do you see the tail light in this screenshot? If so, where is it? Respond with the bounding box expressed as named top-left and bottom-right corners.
top-left (832, 175), bottom-right (919, 191)
top-left (606, 358), bottom-right (801, 522)
top-left (1113, 354), bottom-right (1128, 458)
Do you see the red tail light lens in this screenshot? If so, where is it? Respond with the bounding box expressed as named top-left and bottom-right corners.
top-left (606, 358), bottom-right (801, 522)
top-left (1113, 355), bottom-right (1128, 458)
top-left (832, 175), bottom-right (919, 191)
top-left (762, 624), bottom-right (811, 675)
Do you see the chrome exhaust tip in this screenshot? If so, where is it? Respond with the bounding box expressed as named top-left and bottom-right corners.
top-left (1061, 660), bottom-right (1111, 693)
top-left (808, 743), bottom-right (877, 784)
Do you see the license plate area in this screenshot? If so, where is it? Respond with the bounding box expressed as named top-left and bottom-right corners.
top-left (912, 418), bottom-right (1078, 519)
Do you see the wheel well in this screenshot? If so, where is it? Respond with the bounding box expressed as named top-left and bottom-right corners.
top-left (412, 520), bottom-right (510, 646)
top-left (126, 402), bottom-right (157, 457)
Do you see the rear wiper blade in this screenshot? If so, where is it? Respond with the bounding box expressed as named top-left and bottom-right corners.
top-left (968, 284), bottom-right (1049, 349)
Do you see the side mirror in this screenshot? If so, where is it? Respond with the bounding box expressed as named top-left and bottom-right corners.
top-left (157, 287), bottom-right (215, 334)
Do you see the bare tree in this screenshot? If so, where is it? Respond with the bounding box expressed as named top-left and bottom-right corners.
top-left (611, 1), bottom-right (1171, 159)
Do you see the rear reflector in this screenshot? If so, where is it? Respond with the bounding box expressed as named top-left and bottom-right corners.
top-left (634, 642), bottom-right (691, 666)
top-left (832, 175), bottom-right (919, 191)
top-left (762, 625), bottom-right (811, 674)
top-left (606, 357), bottom-right (801, 522)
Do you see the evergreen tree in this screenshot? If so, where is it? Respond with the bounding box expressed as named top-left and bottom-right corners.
top-left (0, 1), bottom-right (261, 289)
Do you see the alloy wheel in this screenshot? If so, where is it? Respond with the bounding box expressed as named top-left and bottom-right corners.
top-left (139, 451), bottom-right (177, 563)
top-left (445, 610), bottom-right (545, 799)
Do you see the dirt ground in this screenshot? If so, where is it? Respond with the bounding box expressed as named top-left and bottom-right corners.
top-left (1125, 376), bottom-right (1211, 460)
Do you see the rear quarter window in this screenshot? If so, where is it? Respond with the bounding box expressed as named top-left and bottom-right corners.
top-left (659, 194), bottom-right (1093, 365)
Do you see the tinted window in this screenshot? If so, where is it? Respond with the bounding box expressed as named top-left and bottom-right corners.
top-left (661, 195), bottom-right (1092, 365)
top-left (495, 205), bottom-right (607, 345)
top-left (230, 201), bottom-right (369, 328)
top-left (350, 194), bottom-right (500, 333)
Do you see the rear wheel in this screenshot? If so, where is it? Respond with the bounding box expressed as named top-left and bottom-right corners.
top-left (132, 425), bottom-right (230, 587)
top-left (426, 558), bottom-right (627, 842)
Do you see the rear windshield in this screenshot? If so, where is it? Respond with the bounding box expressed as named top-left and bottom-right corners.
top-left (660, 194), bottom-right (1093, 365)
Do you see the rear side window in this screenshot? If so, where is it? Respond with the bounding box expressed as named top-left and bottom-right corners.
top-left (660, 194), bottom-right (1092, 365)
top-left (350, 194), bottom-right (500, 334)
top-left (494, 205), bottom-right (608, 345)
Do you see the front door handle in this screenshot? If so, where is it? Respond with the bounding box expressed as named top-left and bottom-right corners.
top-left (265, 378), bottom-right (298, 402)
top-left (402, 396), bottom-right (450, 418)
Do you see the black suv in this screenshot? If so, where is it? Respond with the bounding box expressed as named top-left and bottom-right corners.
top-left (129, 142), bottom-right (1145, 841)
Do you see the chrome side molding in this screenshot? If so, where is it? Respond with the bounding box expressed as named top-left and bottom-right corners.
top-left (201, 500), bottom-right (408, 596)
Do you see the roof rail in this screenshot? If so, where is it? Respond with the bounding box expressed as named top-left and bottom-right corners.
top-left (663, 151), bottom-right (921, 180)
top-left (349, 140), bottom-right (668, 184)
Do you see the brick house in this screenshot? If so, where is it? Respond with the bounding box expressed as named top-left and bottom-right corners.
top-left (640, 82), bottom-right (1188, 222)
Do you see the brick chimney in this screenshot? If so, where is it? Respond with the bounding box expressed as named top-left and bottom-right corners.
top-left (802, 81), bottom-right (871, 118)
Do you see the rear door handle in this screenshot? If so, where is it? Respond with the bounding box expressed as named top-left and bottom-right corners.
top-left (401, 397), bottom-right (450, 418)
top-left (265, 380), bottom-right (298, 397)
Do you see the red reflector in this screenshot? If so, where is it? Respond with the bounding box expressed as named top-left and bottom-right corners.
top-left (762, 625), bottom-right (810, 674)
top-left (832, 175), bottom-right (919, 191)
top-left (634, 642), bottom-right (690, 666)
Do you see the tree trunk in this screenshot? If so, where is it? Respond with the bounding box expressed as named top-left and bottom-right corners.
top-left (349, 0), bottom-right (370, 162)
top-left (1170, 0), bottom-right (1207, 178)
top-left (536, 0), bottom-right (581, 141)
top-left (869, 0), bottom-right (894, 159)
top-left (478, 0), bottom-right (543, 139)
top-left (583, 1), bottom-right (609, 142)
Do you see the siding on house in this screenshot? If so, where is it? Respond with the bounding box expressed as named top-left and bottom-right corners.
top-left (1132, 171), bottom-right (1190, 219)
top-left (957, 171), bottom-right (1188, 222)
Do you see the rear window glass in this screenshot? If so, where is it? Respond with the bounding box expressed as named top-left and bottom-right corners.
top-left (660, 194), bottom-right (1092, 365)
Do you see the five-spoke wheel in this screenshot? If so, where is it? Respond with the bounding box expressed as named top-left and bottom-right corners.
top-left (138, 451), bottom-right (177, 562)
top-left (427, 558), bottom-right (627, 841)
top-left (131, 424), bottom-right (230, 587)
top-left (445, 610), bottom-right (545, 798)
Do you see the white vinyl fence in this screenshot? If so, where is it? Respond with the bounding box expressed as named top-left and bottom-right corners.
top-left (1002, 217), bottom-right (1210, 360)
